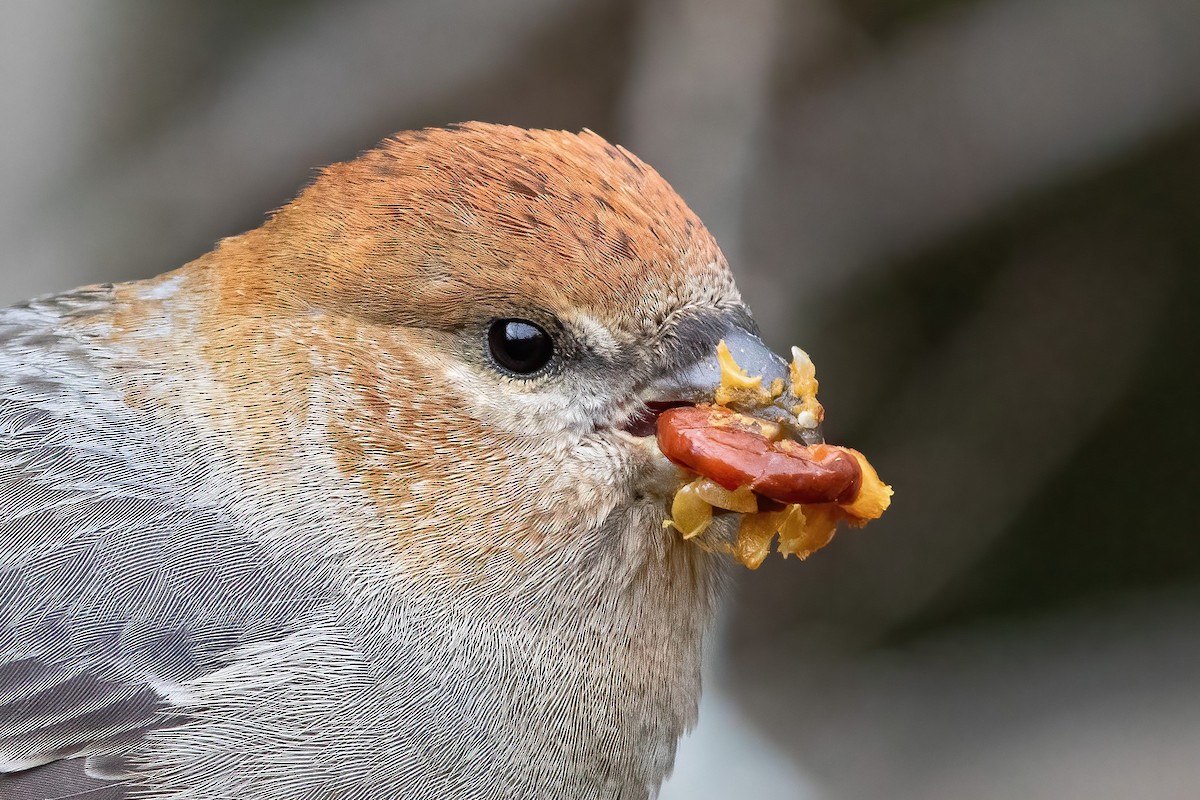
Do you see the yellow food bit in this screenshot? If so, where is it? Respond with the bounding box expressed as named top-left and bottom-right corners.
top-left (714, 340), bottom-right (774, 407)
top-left (838, 449), bottom-right (893, 522)
top-left (693, 478), bottom-right (758, 513)
top-left (776, 504), bottom-right (838, 560)
top-left (788, 346), bottom-right (818, 396)
top-left (788, 346), bottom-right (824, 428)
top-left (716, 340), bottom-right (762, 389)
top-left (735, 511), bottom-right (784, 570)
top-left (669, 478), bottom-right (714, 539)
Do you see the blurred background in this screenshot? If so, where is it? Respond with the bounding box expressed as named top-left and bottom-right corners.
top-left (2, 0), bottom-right (1198, 797)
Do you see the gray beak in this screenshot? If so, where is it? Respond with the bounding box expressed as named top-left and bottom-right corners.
top-left (643, 325), bottom-right (824, 445)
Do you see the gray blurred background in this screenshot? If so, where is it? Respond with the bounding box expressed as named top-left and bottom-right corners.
top-left (3, 1), bottom-right (1199, 797)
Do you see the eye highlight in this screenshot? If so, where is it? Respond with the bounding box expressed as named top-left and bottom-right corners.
top-left (487, 319), bottom-right (555, 376)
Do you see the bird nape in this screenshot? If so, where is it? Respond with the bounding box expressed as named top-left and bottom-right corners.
top-left (0, 122), bottom-right (887, 800)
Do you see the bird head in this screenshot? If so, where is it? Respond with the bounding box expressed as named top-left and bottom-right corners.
top-left (112, 123), bottom-right (806, 610)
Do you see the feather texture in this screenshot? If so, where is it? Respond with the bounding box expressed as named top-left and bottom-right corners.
top-left (0, 290), bottom-right (330, 796)
top-left (0, 125), bottom-right (736, 799)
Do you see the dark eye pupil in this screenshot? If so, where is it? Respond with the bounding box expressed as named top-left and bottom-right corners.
top-left (488, 319), bottom-right (554, 375)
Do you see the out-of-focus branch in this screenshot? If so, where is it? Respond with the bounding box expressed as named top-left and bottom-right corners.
top-left (743, 0), bottom-right (1200, 326)
top-left (0, 0), bottom-right (587, 306)
top-left (618, 0), bottom-right (794, 266)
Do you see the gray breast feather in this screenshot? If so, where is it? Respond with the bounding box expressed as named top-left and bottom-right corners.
top-left (0, 298), bottom-right (329, 794)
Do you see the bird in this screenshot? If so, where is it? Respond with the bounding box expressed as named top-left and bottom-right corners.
top-left (0, 123), bottom-right (806, 799)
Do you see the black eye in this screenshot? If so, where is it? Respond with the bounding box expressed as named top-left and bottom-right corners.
top-left (487, 319), bottom-right (554, 375)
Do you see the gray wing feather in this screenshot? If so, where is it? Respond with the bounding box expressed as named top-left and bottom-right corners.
top-left (1, 759), bottom-right (129, 799)
top-left (0, 293), bottom-right (328, 796)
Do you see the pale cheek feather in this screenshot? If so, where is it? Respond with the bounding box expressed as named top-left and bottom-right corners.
top-left (442, 361), bottom-right (603, 440)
